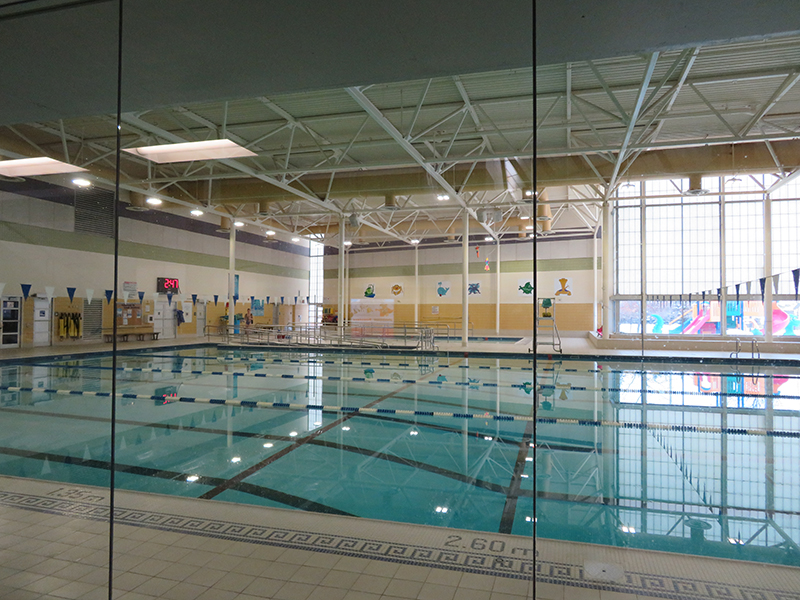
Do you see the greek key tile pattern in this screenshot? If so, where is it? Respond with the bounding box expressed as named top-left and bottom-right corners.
top-left (0, 490), bottom-right (532, 580)
top-left (537, 558), bottom-right (800, 599)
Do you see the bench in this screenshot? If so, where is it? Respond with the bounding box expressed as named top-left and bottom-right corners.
top-left (102, 325), bottom-right (160, 342)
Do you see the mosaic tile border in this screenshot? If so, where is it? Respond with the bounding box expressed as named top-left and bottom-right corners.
top-left (537, 558), bottom-right (800, 600)
top-left (0, 489), bottom-right (532, 580)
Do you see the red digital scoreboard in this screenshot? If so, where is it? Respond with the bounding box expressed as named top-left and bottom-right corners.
top-left (156, 277), bottom-right (180, 293)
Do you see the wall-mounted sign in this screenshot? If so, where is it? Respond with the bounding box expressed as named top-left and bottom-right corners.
top-left (122, 281), bottom-right (137, 293)
top-left (157, 277), bottom-right (180, 293)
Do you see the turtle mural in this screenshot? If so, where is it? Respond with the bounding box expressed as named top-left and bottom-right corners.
top-left (364, 284), bottom-right (376, 298)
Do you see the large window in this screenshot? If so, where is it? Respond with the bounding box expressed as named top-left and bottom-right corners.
top-left (309, 240), bottom-right (324, 324)
top-left (613, 174), bottom-right (798, 337)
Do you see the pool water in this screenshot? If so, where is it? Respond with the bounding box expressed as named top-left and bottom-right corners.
top-left (0, 347), bottom-right (798, 568)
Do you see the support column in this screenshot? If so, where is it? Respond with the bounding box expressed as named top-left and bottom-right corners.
top-left (496, 238), bottom-right (501, 335)
top-left (227, 225), bottom-right (236, 327)
top-left (345, 245), bottom-right (350, 324)
top-left (414, 244), bottom-right (419, 322)
top-left (764, 193), bottom-right (773, 343)
top-left (602, 202), bottom-right (612, 336)
top-left (338, 217), bottom-right (345, 333)
top-left (462, 211), bottom-right (469, 347)
top-left (593, 225), bottom-right (599, 333)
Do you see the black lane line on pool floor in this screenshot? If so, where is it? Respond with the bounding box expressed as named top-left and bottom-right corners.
top-left (0, 444), bottom-right (354, 516)
top-left (498, 418), bottom-right (534, 534)
top-left (197, 360), bottom-right (463, 500)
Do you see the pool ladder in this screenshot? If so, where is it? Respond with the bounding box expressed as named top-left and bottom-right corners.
top-left (730, 338), bottom-right (760, 360)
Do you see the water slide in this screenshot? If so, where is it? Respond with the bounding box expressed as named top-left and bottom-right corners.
top-left (683, 308), bottom-right (710, 334)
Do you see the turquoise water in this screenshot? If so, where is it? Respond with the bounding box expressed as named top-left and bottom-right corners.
top-left (1, 347), bottom-right (798, 567)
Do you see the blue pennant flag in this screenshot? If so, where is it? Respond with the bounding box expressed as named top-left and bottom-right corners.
top-left (191, 294), bottom-right (197, 305)
top-left (294, 296), bottom-right (297, 304)
top-left (167, 292), bottom-right (173, 306)
top-left (233, 295), bottom-right (238, 307)
top-left (20, 284), bottom-right (31, 300)
top-left (794, 269), bottom-right (800, 300)
top-left (281, 296), bottom-right (284, 304)
top-left (213, 295), bottom-right (219, 306)
top-left (138, 291), bottom-right (145, 303)
top-left (735, 283), bottom-right (740, 302)
top-left (66, 287), bottom-right (76, 302)
top-left (104, 290), bottom-right (113, 304)
top-left (759, 277), bottom-right (766, 301)
top-left (250, 295), bottom-right (255, 307)
top-left (306, 296), bottom-right (310, 304)
top-left (266, 296), bottom-right (270, 304)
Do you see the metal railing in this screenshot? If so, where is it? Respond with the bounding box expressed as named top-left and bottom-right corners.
top-left (206, 323), bottom-right (436, 350)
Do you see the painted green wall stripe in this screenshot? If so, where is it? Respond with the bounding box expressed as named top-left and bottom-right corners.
top-left (325, 257), bottom-right (601, 279)
top-left (0, 222), bottom-right (308, 280)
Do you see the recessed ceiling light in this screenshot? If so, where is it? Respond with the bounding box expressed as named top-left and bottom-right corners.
top-left (234, 221), bottom-right (244, 227)
top-left (146, 197), bottom-right (162, 206)
top-left (291, 237), bottom-right (301, 242)
top-left (0, 157), bottom-right (88, 177)
top-left (122, 139), bottom-right (257, 164)
top-left (190, 209), bottom-right (204, 216)
top-left (72, 178), bottom-right (92, 187)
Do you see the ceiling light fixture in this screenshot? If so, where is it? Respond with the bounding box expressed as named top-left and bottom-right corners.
top-left (190, 209), bottom-right (204, 216)
top-left (410, 239), bottom-right (420, 245)
top-left (265, 229), bottom-right (276, 236)
top-left (123, 139), bottom-right (257, 164)
top-left (525, 225), bottom-right (534, 230)
top-left (520, 215), bottom-right (530, 220)
top-left (344, 240), bottom-right (352, 246)
top-left (72, 178), bottom-right (92, 187)
top-left (233, 221), bottom-right (244, 227)
top-left (523, 189), bottom-right (533, 197)
top-left (146, 197), bottom-right (162, 206)
top-left (0, 157), bottom-right (88, 177)
top-left (436, 194), bottom-right (450, 201)
top-left (484, 236), bottom-right (493, 241)
top-left (291, 237), bottom-right (300, 242)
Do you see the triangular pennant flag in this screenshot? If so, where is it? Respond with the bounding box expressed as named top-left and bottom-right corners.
top-left (20, 284), bottom-right (31, 300)
top-left (759, 277), bottom-right (766, 301)
top-left (306, 296), bottom-right (310, 304)
top-left (122, 291), bottom-right (130, 303)
top-left (45, 286), bottom-right (55, 302)
top-left (716, 288), bottom-right (721, 302)
top-left (67, 287), bottom-right (76, 302)
top-left (281, 296), bottom-right (284, 304)
top-left (294, 296), bottom-right (298, 304)
top-left (86, 289), bottom-right (94, 304)
top-left (794, 269), bottom-right (800, 300)
top-left (688, 293), bottom-right (692, 305)
top-left (773, 273), bottom-right (780, 295)
top-left (702, 291), bottom-right (706, 303)
top-left (233, 295), bottom-right (238, 307)
top-left (735, 283), bottom-right (740, 303)
top-left (746, 281), bottom-right (752, 296)
top-left (213, 294), bottom-right (219, 306)
top-left (192, 294), bottom-right (198, 305)
top-left (250, 295), bottom-right (255, 307)
top-left (105, 290), bottom-right (113, 304)
top-left (138, 291), bottom-right (145, 304)
top-left (266, 296), bottom-right (270, 304)
top-left (167, 292), bottom-right (173, 306)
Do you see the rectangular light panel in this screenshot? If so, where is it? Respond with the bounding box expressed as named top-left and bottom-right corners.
top-left (122, 139), bottom-right (257, 163)
top-left (0, 157), bottom-right (88, 177)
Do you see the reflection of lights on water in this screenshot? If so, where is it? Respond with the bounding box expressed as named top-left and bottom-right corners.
top-left (263, 443), bottom-right (274, 448)
top-left (409, 430), bottom-right (419, 436)
top-left (525, 457), bottom-right (533, 462)
top-left (186, 475), bottom-right (199, 483)
top-left (484, 436), bottom-right (493, 441)
top-left (525, 516), bottom-right (537, 522)
top-left (231, 457), bottom-right (241, 463)
top-left (313, 421), bottom-right (322, 426)
top-left (520, 474), bottom-right (529, 478)
top-left (289, 431), bottom-right (298, 437)
top-left (728, 537), bottom-right (745, 545)
top-left (620, 525), bottom-right (636, 534)
top-left (435, 506), bottom-right (449, 513)
top-left (342, 426), bottom-right (351, 431)
top-left (529, 443), bottom-right (534, 447)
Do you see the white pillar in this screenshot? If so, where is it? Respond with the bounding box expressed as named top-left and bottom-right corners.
top-left (227, 225), bottom-right (236, 326)
top-left (765, 192), bottom-right (773, 343)
top-left (462, 211), bottom-right (469, 347)
top-left (414, 245), bottom-right (419, 322)
top-left (602, 202), bottom-right (612, 336)
top-left (593, 226), bottom-right (599, 332)
top-left (338, 217), bottom-right (345, 332)
top-left (496, 238), bottom-right (501, 335)
top-left (345, 245), bottom-right (350, 323)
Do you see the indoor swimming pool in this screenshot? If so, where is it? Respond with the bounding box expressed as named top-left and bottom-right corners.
top-left (0, 346), bottom-right (798, 569)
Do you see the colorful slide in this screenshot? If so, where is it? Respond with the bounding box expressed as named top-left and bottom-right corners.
top-left (683, 308), bottom-right (710, 334)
